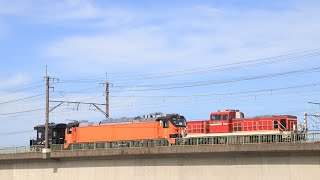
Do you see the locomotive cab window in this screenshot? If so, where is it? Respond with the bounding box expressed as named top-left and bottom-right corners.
top-left (273, 120), bottom-right (279, 128)
top-left (67, 127), bottom-right (72, 134)
top-left (211, 115), bottom-right (221, 121)
top-left (163, 120), bottom-right (169, 128)
top-left (222, 114), bottom-right (228, 120)
top-left (171, 117), bottom-right (186, 127)
top-left (37, 132), bottom-right (42, 139)
top-left (280, 119), bottom-right (287, 129)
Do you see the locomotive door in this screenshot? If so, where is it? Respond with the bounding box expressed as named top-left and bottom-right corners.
top-left (157, 121), bottom-right (161, 138)
top-left (158, 120), bottom-right (169, 138)
top-left (72, 127), bottom-right (77, 142)
top-left (163, 120), bottom-right (169, 138)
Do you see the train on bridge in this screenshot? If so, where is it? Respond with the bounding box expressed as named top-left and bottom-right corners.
top-left (30, 109), bottom-right (306, 149)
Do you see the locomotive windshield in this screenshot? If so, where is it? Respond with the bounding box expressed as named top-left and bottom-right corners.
top-left (171, 115), bottom-right (187, 127)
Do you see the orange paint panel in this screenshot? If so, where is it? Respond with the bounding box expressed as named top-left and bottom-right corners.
top-left (76, 122), bottom-right (159, 143)
top-left (64, 120), bottom-right (185, 148)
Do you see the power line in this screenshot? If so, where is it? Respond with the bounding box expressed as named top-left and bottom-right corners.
top-left (0, 79), bottom-right (314, 118)
top-left (110, 82), bottom-right (320, 98)
top-left (109, 92), bottom-right (320, 113)
top-left (111, 66), bottom-right (320, 91)
top-left (109, 49), bottom-right (320, 81)
top-left (107, 84), bottom-right (320, 111)
top-left (0, 108), bottom-right (45, 116)
top-left (57, 80), bottom-right (101, 84)
top-left (1, 81), bottom-right (43, 92)
top-left (0, 93), bottom-right (45, 105)
top-left (57, 49), bottom-right (320, 83)
top-left (108, 90), bottom-right (320, 111)
top-left (1, 85), bottom-right (43, 94)
top-left (0, 130), bottom-right (34, 135)
top-left (108, 93), bottom-right (320, 115)
top-left (57, 88), bottom-right (102, 94)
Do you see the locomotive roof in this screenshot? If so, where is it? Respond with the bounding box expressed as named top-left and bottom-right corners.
top-left (253, 115), bottom-right (297, 118)
top-left (67, 113), bottom-right (185, 127)
top-left (79, 117), bottom-right (161, 127)
top-left (234, 114), bottom-right (297, 120)
top-left (34, 123), bottom-right (67, 129)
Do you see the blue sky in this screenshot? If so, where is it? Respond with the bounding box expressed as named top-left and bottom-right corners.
top-left (1, 0), bottom-right (320, 146)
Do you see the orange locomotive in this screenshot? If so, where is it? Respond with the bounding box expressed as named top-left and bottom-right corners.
top-left (64, 113), bottom-right (187, 148)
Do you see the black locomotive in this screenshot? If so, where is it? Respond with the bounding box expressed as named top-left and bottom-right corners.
top-left (30, 122), bottom-right (66, 146)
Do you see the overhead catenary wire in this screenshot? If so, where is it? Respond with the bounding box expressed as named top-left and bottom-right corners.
top-left (110, 82), bottom-right (320, 98)
top-left (0, 130), bottom-right (34, 135)
top-left (110, 66), bottom-right (320, 92)
top-left (0, 108), bottom-right (45, 116)
top-left (107, 82), bottom-right (320, 110)
top-left (109, 49), bottom-right (320, 81)
top-left (0, 93), bottom-right (46, 105)
top-left (1, 50), bottom-right (320, 123)
top-left (2, 74), bottom-right (318, 118)
top-left (4, 87), bottom-right (316, 118)
top-left (1, 80), bottom-right (43, 90)
top-left (107, 86), bottom-right (320, 111)
top-left (0, 85), bottom-right (44, 95)
top-left (57, 88), bottom-right (102, 94)
top-left (58, 49), bottom-right (320, 83)
top-left (122, 90), bottom-right (320, 109)
top-left (108, 92), bottom-right (320, 113)
top-left (0, 80), bottom-right (44, 93)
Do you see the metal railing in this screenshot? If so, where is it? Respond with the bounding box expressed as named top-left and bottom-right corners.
top-left (175, 133), bottom-right (318, 146)
top-left (51, 139), bottom-right (170, 152)
top-left (1, 133), bottom-right (320, 154)
top-left (0, 145), bottom-right (44, 154)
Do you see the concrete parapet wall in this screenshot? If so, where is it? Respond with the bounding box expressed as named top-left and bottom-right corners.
top-left (0, 150), bottom-right (320, 180)
top-left (1, 143), bottom-right (320, 161)
top-left (0, 143), bottom-right (320, 180)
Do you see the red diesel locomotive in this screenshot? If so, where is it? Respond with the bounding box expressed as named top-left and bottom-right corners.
top-left (187, 109), bottom-right (299, 137)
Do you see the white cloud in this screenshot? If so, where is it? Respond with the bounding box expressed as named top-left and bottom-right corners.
top-left (0, 0), bottom-right (134, 27)
top-left (44, 2), bottom-right (320, 73)
top-left (31, 0), bottom-right (104, 22)
top-left (0, 0), bottom-right (97, 18)
top-left (0, 74), bottom-right (29, 90)
top-left (47, 30), bottom-right (175, 64)
top-left (193, 5), bottom-right (222, 14)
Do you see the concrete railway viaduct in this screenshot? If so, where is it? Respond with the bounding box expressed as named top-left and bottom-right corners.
top-left (1, 143), bottom-right (320, 180)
